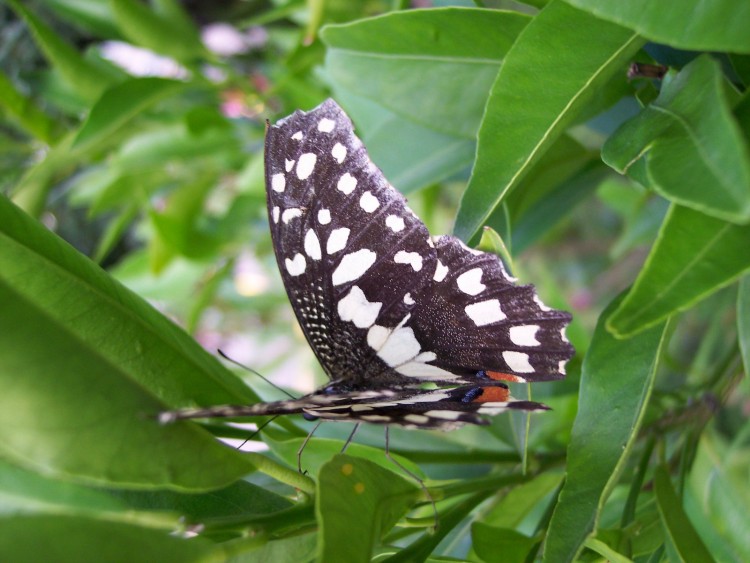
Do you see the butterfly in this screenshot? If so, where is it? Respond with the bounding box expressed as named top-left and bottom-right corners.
top-left (159, 99), bottom-right (574, 431)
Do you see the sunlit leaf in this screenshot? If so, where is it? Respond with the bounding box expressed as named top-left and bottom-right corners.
top-left (544, 296), bottom-right (667, 562)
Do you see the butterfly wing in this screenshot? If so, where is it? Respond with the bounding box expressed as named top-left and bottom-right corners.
top-left (265, 100), bottom-right (440, 387)
top-left (406, 235), bottom-right (574, 382)
top-left (159, 386), bottom-right (547, 430)
top-left (266, 99), bottom-right (573, 390)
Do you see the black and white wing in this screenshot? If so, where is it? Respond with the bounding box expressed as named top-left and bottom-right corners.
top-left (265, 99), bottom-right (573, 390)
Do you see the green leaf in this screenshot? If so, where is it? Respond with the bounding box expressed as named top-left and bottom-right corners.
top-left (454, 1), bottom-right (644, 241)
top-left (603, 56), bottom-right (750, 224)
top-left (583, 537), bottom-right (634, 563)
top-left (686, 429), bottom-right (750, 561)
top-left (0, 515), bottom-right (219, 563)
top-left (544, 296), bottom-right (668, 563)
top-left (316, 455), bottom-right (419, 563)
top-left (0, 458), bottom-right (128, 516)
top-left (654, 466), bottom-right (715, 563)
top-left (335, 92), bottom-right (475, 193)
top-left (481, 472), bottom-right (564, 529)
top-left (0, 195), bottom-right (258, 489)
top-left (7, 0), bottom-right (121, 102)
top-left (322, 8), bottom-right (530, 139)
top-left (40, 0), bottom-right (122, 37)
top-left (472, 524), bottom-right (537, 563)
top-left (564, 0), bottom-right (750, 54)
top-left (740, 276), bottom-right (750, 378)
top-left (110, 0), bottom-right (206, 62)
top-left (607, 204), bottom-right (750, 338)
top-left (73, 77), bottom-right (187, 149)
top-left (0, 70), bottom-right (59, 143)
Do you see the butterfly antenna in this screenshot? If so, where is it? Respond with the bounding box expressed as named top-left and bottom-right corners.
top-left (235, 415), bottom-right (279, 451)
top-left (384, 427), bottom-right (438, 530)
top-left (341, 423), bottom-right (360, 453)
top-left (297, 420), bottom-right (323, 474)
top-left (217, 349), bottom-right (296, 399)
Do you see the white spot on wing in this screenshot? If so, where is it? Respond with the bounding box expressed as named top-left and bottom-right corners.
top-left (456, 268), bottom-right (486, 296)
top-left (332, 249), bottom-right (377, 285)
top-left (404, 414), bottom-right (429, 424)
top-left (291, 131), bottom-right (303, 140)
top-left (296, 153), bottom-right (317, 180)
top-left (560, 327), bottom-right (569, 343)
top-left (331, 143), bottom-right (347, 163)
top-left (503, 351), bottom-right (535, 373)
top-left (385, 215), bottom-right (405, 232)
top-left (361, 415), bottom-right (392, 423)
top-left (458, 239), bottom-right (483, 256)
top-left (359, 191), bottom-right (379, 213)
top-left (558, 360), bottom-right (567, 375)
top-left (509, 325), bottom-right (541, 347)
top-left (533, 294), bottom-right (552, 312)
top-left (403, 293), bottom-right (415, 305)
top-left (394, 250), bottom-right (423, 272)
top-left (396, 357), bottom-right (457, 379)
top-left (318, 209), bottom-right (331, 225)
top-left (337, 286), bottom-right (382, 328)
top-left (374, 325), bottom-right (421, 367)
top-left (465, 299), bottom-right (506, 327)
top-left (285, 254), bottom-right (306, 276)
top-left (271, 173), bottom-right (285, 192)
top-left (326, 227), bottom-right (350, 254)
top-left (318, 118), bottom-right (335, 133)
top-left (337, 173), bottom-right (357, 195)
top-left (433, 260), bottom-right (448, 282)
top-left (272, 206), bottom-right (280, 224)
top-left (281, 208), bottom-right (302, 224)
top-left (285, 159), bottom-right (295, 172)
top-left (366, 325), bottom-right (390, 351)
top-left (424, 410), bottom-right (462, 420)
top-left (304, 229), bottom-right (321, 260)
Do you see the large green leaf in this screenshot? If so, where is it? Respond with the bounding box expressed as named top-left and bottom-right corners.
top-left (607, 204), bottom-right (750, 337)
top-left (0, 195), bottom-right (257, 489)
top-left (454, 1), bottom-right (643, 241)
top-left (316, 455), bottom-right (418, 563)
top-left (7, 0), bottom-right (122, 102)
top-left (110, 0), bottom-right (206, 62)
top-left (544, 296), bottom-right (667, 563)
top-left (0, 515), bottom-right (219, 563)
top-left (686, 429), bottom-right (750, 561)
top-left (472, 524), bottom-right (537, 563)
top-left (322, 8), bottom-right (530, 139)
top-left (73, 77), bottom-right (187, 149)
top-left (0, 70), bottom-right (59, 143)
top-left (654, 466), bottom-right (714, 563)
top-left (564, 0), bottom-right (750, 54)
top-left (603, 56), bottom-right (750, 224)
top-left (740, 276), bottom-right (750, 378)
top-left (333, 91), bottom-right (475, 193)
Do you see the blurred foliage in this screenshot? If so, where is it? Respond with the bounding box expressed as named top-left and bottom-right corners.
top-left (0, 0), bottom-right (749, 561)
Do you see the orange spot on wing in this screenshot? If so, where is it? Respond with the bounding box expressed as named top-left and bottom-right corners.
top-left (486, 371), bottom-right (523, 383)
top-left (473, 387), bottom-right (510, 403)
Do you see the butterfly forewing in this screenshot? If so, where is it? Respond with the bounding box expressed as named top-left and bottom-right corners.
top-left (265, 100), bottom-right (438, 387)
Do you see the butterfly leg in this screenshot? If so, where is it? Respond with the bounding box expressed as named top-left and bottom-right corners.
top-left (341, 423), bottom-right (361, 453)
top-left (384, 427), bottom-right (438, 530)
top-left (297, 420), bottom-right (323, 474)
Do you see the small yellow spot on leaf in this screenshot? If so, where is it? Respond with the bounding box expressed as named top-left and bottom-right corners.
top-left (354, 482), bottom-right (365, 494)
top-left (341, 463), bottom-right (354, 476)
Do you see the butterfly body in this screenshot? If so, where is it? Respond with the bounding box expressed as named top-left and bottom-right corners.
top-left (161, 99), bottom-right (574, 429)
